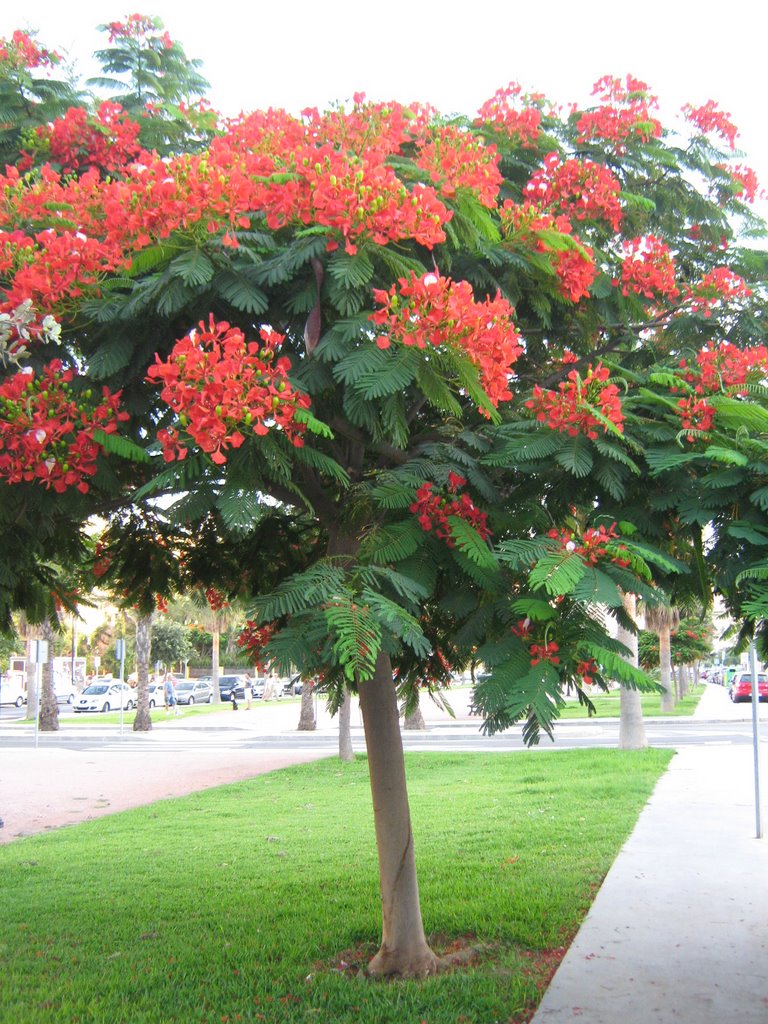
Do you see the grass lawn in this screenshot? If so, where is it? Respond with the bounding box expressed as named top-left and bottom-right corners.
top-left (0, 749), bottom-right (671, 1024)
top-left (557, 684), bottom-right (705, 720)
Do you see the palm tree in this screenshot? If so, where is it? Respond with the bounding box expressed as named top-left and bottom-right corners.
top-left (643, 599), bottom-right (680, 713)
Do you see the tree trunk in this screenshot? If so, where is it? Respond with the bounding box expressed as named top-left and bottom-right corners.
top-left (39, 618), bottom-right (59, 732)
top-left (297, 678), bottom-right (316, 730)
top-left (658, 621), bottom-right (675, 713)
top-left (133, 612), bottom-right (152, 732)
top-left (680, 664), bottom-right (690, 698)
top-left (338, 686), bottom-right (354, 761)
top-left (24, 656), bottom-right (37, 722)
top-left (403, 697), bottom-right (426, 730)
top-left (618, 593), bottom-right (647, 750)
top-left (357, 651), bottom-right (438, 977)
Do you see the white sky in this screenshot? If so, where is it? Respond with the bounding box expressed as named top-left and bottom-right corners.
top-left (3, 0), bottom-right (768, 188)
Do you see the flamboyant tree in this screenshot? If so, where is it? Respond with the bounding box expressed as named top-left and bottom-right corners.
top-left (1, 22), bottom-right (768, 974)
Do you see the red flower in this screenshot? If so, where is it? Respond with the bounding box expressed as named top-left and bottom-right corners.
top-left (147, 317), bottom-right (312, 464)
top-left (371, 272), bottom-right (522, 411)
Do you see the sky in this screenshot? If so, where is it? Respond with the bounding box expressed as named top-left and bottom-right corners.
top-left (3, 1), bottom-right (767, 185)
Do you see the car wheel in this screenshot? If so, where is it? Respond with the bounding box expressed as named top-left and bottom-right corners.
top-left (126, 700), bottom-right (134, 711)
top-left (102, 702), bottom-right (110, 713)
top-left (149, 699), bottom-right (155, 709)
top-left (207, 695), bottom-right (212, 703)
top-left (67, 694), bottom-right (74, 704)
top-left (15, 695), bottom-right (23, 708)
top-left (188, 696), bottom-right (195, 705)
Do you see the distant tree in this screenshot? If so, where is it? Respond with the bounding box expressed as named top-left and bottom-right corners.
top-left (150, 617), bottom-right (193, 671)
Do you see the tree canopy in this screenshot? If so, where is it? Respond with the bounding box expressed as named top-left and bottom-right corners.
top-left (2, 16), bottom-right (767, 975)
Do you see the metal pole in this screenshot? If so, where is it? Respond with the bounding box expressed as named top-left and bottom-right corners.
top-left (34, 661), bottom-right (41, 749)
top-left (748, 642), bottom-right (763, 839)
top-left (117, 639), bottom-right (125, 738)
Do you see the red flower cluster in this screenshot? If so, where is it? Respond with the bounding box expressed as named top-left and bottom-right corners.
top-left (546, 522), bottom-right (629, 567)
top-left (205, 587), bottom-right (229, 612)
top-left (22, 103), bottom-right (142, 175)
top-left (524, 153), bottom-right (623, 231)
top-left (475, 82), bottom-right (542, 146)
top-left (0, 360), bottom-right (128, 492)
top-left (685, 267), bottom-right (753, 318)
top-left (370, 272), bottom-right (522, 409)
top-left (92, 541), bottom-right (112, 579)
top-left (106, 14), bottom-right (173, 48)
top-left (526, 362), bottom-right (624, 439)
top-left (723, 164), bottom-right (762, 204)
top-left (529, 641), bottom-right (560, 666)
top-left (501, 202), bottom-right (596, 302)
top-left (147, 317), bottom-right (312, 465)
top-left (212, 109), bottom-right (451, 255)
top-left (409, 474), bottom-right (491, 546)
top-left (237, 620), bottom-right (276, 671)
top-left (415, 124), bottom-right (503, 208)
top-left (615, 235), bottom-right (680, 301)
top-left (576, 657), bottom-right (599, 685)
top-left (0, 30), bottom-right (59, 70)
top-left (680, 340), bottom-right (768, 396)
top-left (511, 618), bottom-right (560, 667)
top-left (576, 75), bottom-right (662, 149)
top-left (683, 100), bottom-right (738, 149)
top-left (676, 395), bottom-right (716, 441)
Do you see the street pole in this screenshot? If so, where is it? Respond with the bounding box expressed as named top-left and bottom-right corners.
top-left (116, 638), bottom-right (126, 738)
top-left (30, 639), bottom-right (49, 749)
top-left (748, 642), bottom-right (763, 839)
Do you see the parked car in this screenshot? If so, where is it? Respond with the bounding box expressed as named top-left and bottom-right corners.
top-left (218, 674), bottom-right (247, 702)
top-left (729, 672), bottom-right (768, 703)
top-left (55, 682), bottom-right (79, 705)
top-left (74, 682), bottom-right (134, 713)
top-left (175, 679), bottom-right (213, 705)
top-left (281, 675), bottom-right (303, 696)
top-left (147, 681), bottom-right (165, 709)
top-left (0, 678), bottom-right (27, 707)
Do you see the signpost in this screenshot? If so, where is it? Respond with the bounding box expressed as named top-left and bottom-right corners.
top-left (29, 639), bottom-right (49, 749)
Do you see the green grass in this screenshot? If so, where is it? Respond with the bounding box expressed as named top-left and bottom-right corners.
top-left (0, 749), bottom-right (672, 1024)
top-left (557, 684), bottom-right (705, 720)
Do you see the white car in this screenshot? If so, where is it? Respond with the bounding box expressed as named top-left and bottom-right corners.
top-left (147, 681), bottom-right (166, 708)
top-left (74, 682), bottom-right (134, 713)
top-left (0, 680), bottom-right (27, 707)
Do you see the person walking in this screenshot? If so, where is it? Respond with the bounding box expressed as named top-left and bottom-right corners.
top-left (164, 674), bottom-right (179, 716)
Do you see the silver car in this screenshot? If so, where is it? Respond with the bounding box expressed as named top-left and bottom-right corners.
top-left (174, 679), bottom-right (213, 705)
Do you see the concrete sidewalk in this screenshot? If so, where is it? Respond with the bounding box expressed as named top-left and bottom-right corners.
top-left (531, 684), bottom-right (768, 1023)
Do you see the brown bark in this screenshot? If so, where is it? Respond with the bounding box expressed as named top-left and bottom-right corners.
top-left (358, 651), bottom-right (438, 977)
top-left (297, 678), bottom-right (316, 730)
top-left (38, 618), bottom-right (59, 732)
top-left (658, 622), bottom-right (675, 713)
top-left (338, 686), bottom-right (354, 761)
top-left (403, 700), bottom-right (426, 730)
top-left (133, 612), bottom-right (152, 732)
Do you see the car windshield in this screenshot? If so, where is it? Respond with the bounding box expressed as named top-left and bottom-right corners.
top-left (83, 685), bottom-right (108, 695)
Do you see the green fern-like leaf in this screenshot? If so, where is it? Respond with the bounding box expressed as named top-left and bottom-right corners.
top-left (325, 596), bottom-right (381, 682)
top-left (528, 551), bottom-right (585, 596)
top-left (216, 487), bottom-right (263, 536)
top-left (446, 516), bottom-right (497, 569)
top-left (252, 562), bottom-right (347, 619)
top-left (92, 430), bottom-right (150, 463)
top-left (554, 435), bottom-right (594, 477)
top-left (355, 351), bottom-right (418, 399)
top-left (169, 249), bottom-right (215, 287)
